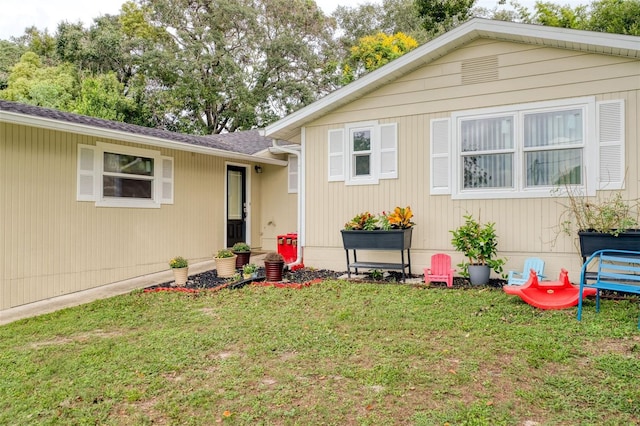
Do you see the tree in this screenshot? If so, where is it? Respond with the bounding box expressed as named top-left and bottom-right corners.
top-left (132, 0), bottom-right (339, 134)
top-left (587, 0), bottom-right (640, 35)
top-left (71, 72), bottom-right (133, 121)
top-left (415, 0), bottom-right (477, 34)
top-left (54, 9), bottom-right (161, 127)
top-left (342, 32), bottom-right (418, 84)
top-left (333, 0), bottom-right (427, 52)
top-left (532, 2), bottom-right (590, 29)
top-left (55, 22), bottom-right (87, 66)
top-left (487, 0), bottom-right (639, 35)
top-left (0, 52), bottom-right (77, 109)
top-left (0, 40), bottom-right (25, 89)
top-left (471, 0), bottom-right (534, 23)
top-left (10, 27), bottom-right (58, 65)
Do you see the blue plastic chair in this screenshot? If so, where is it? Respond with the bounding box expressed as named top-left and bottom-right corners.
top-left (507, 257), bottom-right (545, 286)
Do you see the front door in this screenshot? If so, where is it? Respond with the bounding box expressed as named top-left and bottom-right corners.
top-left (227, 165), bottom-right (247, 247)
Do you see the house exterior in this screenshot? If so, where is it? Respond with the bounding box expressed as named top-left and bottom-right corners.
top-left (2, 18), bottom-right (638, 312)
top-left (0, 100), bottom-right (296, 310)
top-left (265, 18), bottom-right (640, 280)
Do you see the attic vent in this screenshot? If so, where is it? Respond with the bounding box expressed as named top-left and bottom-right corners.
top-left (461, 56), bottom-right (499, 85)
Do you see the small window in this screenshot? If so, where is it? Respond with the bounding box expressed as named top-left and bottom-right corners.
top-left (351, 127), bottom-right (372, 177)
top-left (329, 121), bottom-right (398, 185)
top-left (103, 152), bottom-right (155, 199)
top-left (77, 142), bottom-right (173, 208)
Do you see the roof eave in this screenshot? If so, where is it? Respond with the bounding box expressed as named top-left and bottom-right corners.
top-left (0, 110), bottom-right (288, 166)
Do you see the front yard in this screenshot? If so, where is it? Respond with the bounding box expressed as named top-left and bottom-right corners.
top-left (1, 281), bottom-right (639, 424)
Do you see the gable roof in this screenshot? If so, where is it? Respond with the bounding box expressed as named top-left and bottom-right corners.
top-left (0, 100), bottom-right (286, 165)
top-left (265, 18), bottom-right (640, 141)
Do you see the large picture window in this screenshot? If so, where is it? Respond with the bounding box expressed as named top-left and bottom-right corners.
top-left (459, 107), bottom-right (586, 193)
top-left (459, 108), bottom-right (586, 191)
top-left (436, 97), bottom-right (614, 199)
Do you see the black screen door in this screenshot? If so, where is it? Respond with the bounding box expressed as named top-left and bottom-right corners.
top-left (227, 166), bottom-right (247, 247)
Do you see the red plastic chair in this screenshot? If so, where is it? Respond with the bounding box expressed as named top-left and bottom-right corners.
top-left (424, 253), bottom-right (455, 287)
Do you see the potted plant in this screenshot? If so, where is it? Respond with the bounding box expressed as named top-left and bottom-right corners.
top-left (341, 206), bottom-right (415, 250)
top-left (232, 242), bottom-right (251, 268)
top-left (214, 249), bottom-right (237, 278)
top-left (557, 189), bottom-right (640, 261)
top-left (450, 214), bottom-right (506, 285)
top-left (242, 263), bottom-right (259, 279)
top-left (169, 256), bottom-right (189, 287)
top-left (263, 252), bottom-right (285, 282)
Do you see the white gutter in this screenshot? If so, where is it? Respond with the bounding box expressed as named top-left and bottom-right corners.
top-left (270, 132), bottom-right (305, 269)
top-left (0, 110), bottom-right (288, 166)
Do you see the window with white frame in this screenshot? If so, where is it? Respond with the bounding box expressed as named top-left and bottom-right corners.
top-left (328, 121), bottom-right (398, 185)
top-left (430, 97), bottom-right (624, 199)
top-left (350, 126), bottom-right (373, 180)
top-left (77, 142), bottom-right (174, 208)
top-left (102, 151), bottom-right (155, 198)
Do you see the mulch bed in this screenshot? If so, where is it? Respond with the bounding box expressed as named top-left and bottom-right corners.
top-left (144, 267), bottom-right (344, 293)
top-left (144, 267), bottom-right (508, 293)
top-left (142, 268), bottom-right (637, 303)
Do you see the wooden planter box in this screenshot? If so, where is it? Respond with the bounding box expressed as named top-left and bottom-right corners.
top-left (340, 228), bottom-right (413, 281)
top-left (579, 230), bottom-right (640, 262)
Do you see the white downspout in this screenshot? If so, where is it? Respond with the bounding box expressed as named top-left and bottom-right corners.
top-left (271, 130), bottom-right (305, 268)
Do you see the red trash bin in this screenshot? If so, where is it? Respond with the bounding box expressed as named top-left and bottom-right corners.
top-left (277, 233), bottom-right (298, 264)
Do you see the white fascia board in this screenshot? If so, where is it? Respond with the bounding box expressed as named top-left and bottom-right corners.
top-left (0, 110), bottom-right (288, 166)
top-left (264, 18), bottom-right (639, 139)
top-left (269, 143), bottom-right (301, 154)
top-left (474, 19), bottom-right (640, 55)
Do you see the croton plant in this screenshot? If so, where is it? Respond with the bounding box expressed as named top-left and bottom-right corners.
top-left (344, 206), bottom-right (415, 230)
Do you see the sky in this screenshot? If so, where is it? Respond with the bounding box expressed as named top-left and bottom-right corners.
top-left (0, 0), bottom-right (586, 41)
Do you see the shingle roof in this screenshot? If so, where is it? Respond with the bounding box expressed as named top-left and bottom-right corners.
top-left (0, 100), bottom-right (273, 156)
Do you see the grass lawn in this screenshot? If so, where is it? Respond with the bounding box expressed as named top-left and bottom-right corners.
top-left (1, 281), bottom-right (639, 425)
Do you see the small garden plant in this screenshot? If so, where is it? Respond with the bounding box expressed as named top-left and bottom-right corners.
top-left (557, 188), bottom-right (640, 236)
top-left (243, 263), bottom-right (258, 275)
top-left (168, 256), bottom-right (188, 269)
top-left (232, 242), bottom-right (251, 252)
top-left (451, 214), bottom-right (506, 278)
top-left (215, 249), bottom-right (234, 258)
top-left (264, 252), bottom-right (284, 262)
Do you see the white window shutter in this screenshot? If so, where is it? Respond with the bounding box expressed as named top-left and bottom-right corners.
top-left (597, 100), bottom-right (625, 190)
top-left (430, 118), bottom-right (451, 194)
top-left (328, 129), bottom-right (345, 181)
top-left (288, 155), bottom-right (299, 193)
top-left (77, 144), bottom-right (97, 201)
top-left (379, 123), bottom-right (398, 179)
top-left (160, 156), bottom-right (174, 204)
